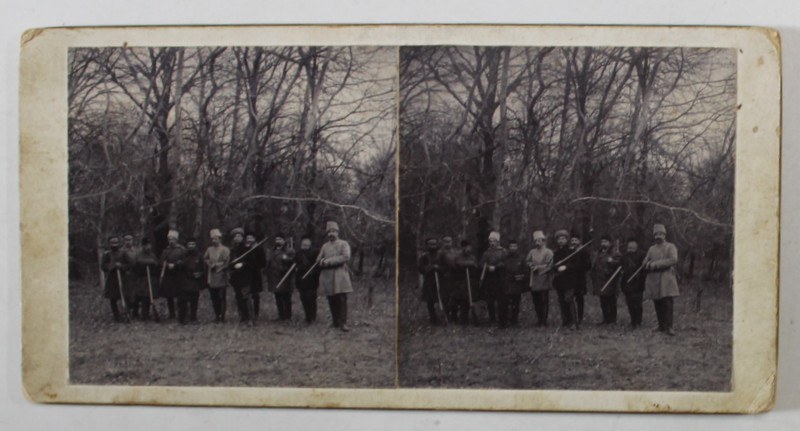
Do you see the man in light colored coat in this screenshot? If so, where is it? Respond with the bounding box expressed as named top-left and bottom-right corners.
top-left (317, 221), bottom-right (353, 331)
top-left (643, 224), bottom-right (680, 336)
top-left (525, 230), bottom-right (553, 327)
top-left (204, 228), bottom-right (230, 323)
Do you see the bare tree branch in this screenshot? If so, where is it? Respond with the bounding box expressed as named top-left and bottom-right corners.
top-left (243, 194), bottom-right (394, 225)
top-left (571, 196), bottom-right (731, 229)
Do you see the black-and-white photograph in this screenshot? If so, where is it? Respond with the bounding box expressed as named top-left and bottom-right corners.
top-left (67, 45), bottom-right (397, 388)
top-left (398, 46), bottom-right (736, 391)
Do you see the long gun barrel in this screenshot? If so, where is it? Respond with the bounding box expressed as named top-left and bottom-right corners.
top-left (274, 263), bottom-right (297, 290)
top-left (434, 271), bottom-right (448, 325)
top-left (478, 262), bottom-right (488, 289)
top-left (301, 260), bottom-right (319, 280)
top-left (600, 266), bottom-right (622, 293)
top-left (218, 236), bottom-right (270, 271)
top-left (626, 259), bottom-right (649, 283)
top-left (546, 240), bottom-right (593, 273)
top-left (465, 268), bottom-right (474, 307)
top-left (159, 260), bottom-right (167, 284)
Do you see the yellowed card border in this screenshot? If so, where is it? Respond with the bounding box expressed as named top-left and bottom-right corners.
top-left (20, 24), bottom-right (780, 413)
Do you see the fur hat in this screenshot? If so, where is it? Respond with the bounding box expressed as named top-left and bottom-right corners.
top-left (209, 228), bottom-right (222, 239)
top-left (167, 230), bottom-right (179, 240)
top-left (326, 221), bottom-right (340, 233)
top-left (488, 231), bottom-right (500, 241)
top-left (231, 227), bottom-right (245, 237)
top-left (554, 229), bottom-right (569, 239)
top-left (532, 230), bottom-right (546, 240)
top-left (653, 224), bottom-right (667, 235)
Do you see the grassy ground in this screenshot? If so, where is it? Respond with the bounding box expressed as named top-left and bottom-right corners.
top-left (397, 267), bottom-right (732, 391)
top-left (69, 265), bottom-right (395, 388)
top-left (69, 262), bottom-right (731, 391)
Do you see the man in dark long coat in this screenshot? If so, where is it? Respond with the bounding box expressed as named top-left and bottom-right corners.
top-left (551, 229), bottom-right (590, 330)
top-left (159, 229), bottom-right (185, 319)
top-left (592, 235), bottom-right (621, 324)
top-left (479, 231), bottom-right (507, 325)
top-left (437, 235), bottom-right (458, 322)
top-left (130, 238), bottom-right (159, 320)
top-left (101, 235), bottom-right (133, 322)
top-left (569, 232), bottom-right (592, 323)
top-left (229, 227), bottom-right (259, 326)
top-left (179, 237), bottom-right (205, 323)
top-left (503, 240), bottom-right (527, 327)
top-left (267, 232), bottom-right (296, 321)
top-left (295, 235), bottom-right (320, 323)
top-left (418, 237), bottom-right (443, 325)
top-left (246, 233), bottom-right (267, 320)
top-left (620, 238), bottom-right (646, 328)
top-left (451, 240), bottom-right (478, 325)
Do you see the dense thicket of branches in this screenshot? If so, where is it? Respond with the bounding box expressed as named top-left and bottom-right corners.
top-left (399, 47), bottom-right (735, 279)
top-left (69, 47), bottom-right (396, 277)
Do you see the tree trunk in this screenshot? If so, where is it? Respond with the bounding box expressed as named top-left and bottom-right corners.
top-left (96, 192), bottom-right (106, 288)
top-left (169, 48), bottom-right (185, 227)
top-left (491, 47), bottom-right (512, 231)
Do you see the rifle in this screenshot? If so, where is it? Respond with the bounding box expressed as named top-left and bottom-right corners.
top-left (599, 266), bottom-right (622, 294)
top-left (145, 265), bottom-right (160, 322)
top-left (478, 263), bottom-right (487, 289)
top-left (301, 260), bottom-right (319, 280)
top-left (465, 268), bottom-right (474, 308)
top-left (115, 269), bottom-right (130, 322)
top-left (159, 260), bottom-right (167, 284)
top-left (626, 259), bottom-right (649, 283)
top-left (434, 271), bottom-right (448, 325)
top-left (218, 236), bottom-right (270, 272)
top-left (547, 240), bottom-right (593, 274)
top-left (274, 263), bottom-right (297, 291)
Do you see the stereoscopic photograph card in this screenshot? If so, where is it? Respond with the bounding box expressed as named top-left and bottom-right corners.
top-left (20, 24), bottom-right (780, 413)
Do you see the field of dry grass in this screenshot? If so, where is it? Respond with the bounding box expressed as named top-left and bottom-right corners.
top-left (69, 266), bottom-right (395, 388)
top-left (397, 267), bottom-right (732, 391)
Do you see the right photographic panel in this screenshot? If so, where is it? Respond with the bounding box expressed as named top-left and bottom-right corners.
top-left (398, 46), bottom-right (736, 391)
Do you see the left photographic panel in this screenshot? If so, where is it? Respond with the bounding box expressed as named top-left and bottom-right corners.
top-left (67, 46), bottom-right (397, 388)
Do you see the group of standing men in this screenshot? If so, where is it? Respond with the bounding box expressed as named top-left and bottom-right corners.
top-left (100, 220), bottom-right (355, 331)
top-left (418, 223), bottom-right (680, 335)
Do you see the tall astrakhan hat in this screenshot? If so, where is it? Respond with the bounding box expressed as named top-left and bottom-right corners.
top-left (533, 230), bottom-right (546, 240)
top-left (488, 231), bottom-right (501, 241)
top-left (653, 224), bottom-right (667, 235)
top-left (326, 221), bottom-right (340, 233)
